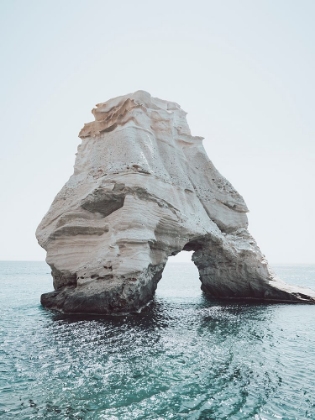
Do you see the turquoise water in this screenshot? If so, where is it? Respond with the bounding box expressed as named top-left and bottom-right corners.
top-left (1, 261), bottom-right (315, 419)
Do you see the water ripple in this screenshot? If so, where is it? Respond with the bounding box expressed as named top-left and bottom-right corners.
top-left (0, 262), bottom-right (315, 419)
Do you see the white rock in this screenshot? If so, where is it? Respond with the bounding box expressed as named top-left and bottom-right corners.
top-left (36, 90), bottom-right (315, 313)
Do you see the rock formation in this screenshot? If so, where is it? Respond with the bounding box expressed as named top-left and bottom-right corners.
top-left (36, 90), bottom-right (315, 314)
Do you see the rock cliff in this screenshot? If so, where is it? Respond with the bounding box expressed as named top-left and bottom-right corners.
top-left (36, 90), bottom-right (315, 313)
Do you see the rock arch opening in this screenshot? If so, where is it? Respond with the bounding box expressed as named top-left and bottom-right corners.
top-left (157, 251), bottom-right (201, 301)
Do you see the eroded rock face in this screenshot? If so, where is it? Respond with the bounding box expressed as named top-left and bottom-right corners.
top-left (36, 90), bottom-right (315, 313)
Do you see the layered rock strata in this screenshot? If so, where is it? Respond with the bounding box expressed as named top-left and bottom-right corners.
top-left (36, 90), bottom-right (315, 313)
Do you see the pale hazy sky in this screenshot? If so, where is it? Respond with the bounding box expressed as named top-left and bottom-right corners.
top-left (0, 0), bottom-right (314, 264)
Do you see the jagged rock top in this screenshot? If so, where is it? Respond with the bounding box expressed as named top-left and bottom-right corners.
top-left (79, 90), bottom-right (191, 139)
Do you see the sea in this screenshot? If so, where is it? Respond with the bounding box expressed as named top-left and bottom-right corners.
top-left (1, 261), bottom-right (315, 420)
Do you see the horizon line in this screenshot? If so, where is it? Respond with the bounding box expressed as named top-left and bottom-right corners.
top-left (0, 260), bottom-right (315, 266)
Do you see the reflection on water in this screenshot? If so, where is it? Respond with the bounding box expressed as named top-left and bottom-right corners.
top-left (0, 261), bottom-right (315, 419)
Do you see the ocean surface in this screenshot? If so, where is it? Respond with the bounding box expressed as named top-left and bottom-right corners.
top-left (1, 261), bottom-right (315, 420)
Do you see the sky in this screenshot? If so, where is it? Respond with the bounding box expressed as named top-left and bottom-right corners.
top-left (0, 0), bottom-right (314, 264)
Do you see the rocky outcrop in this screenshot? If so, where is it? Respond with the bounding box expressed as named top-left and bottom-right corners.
top-left (36, 90), bottom-right (315, 314)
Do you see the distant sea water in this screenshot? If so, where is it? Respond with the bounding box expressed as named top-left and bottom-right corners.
top-left (1, 261), bottom-right (315, 420)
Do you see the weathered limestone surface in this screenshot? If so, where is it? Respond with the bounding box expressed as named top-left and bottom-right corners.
top-left (36, 91), bottom-right (315, 314)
